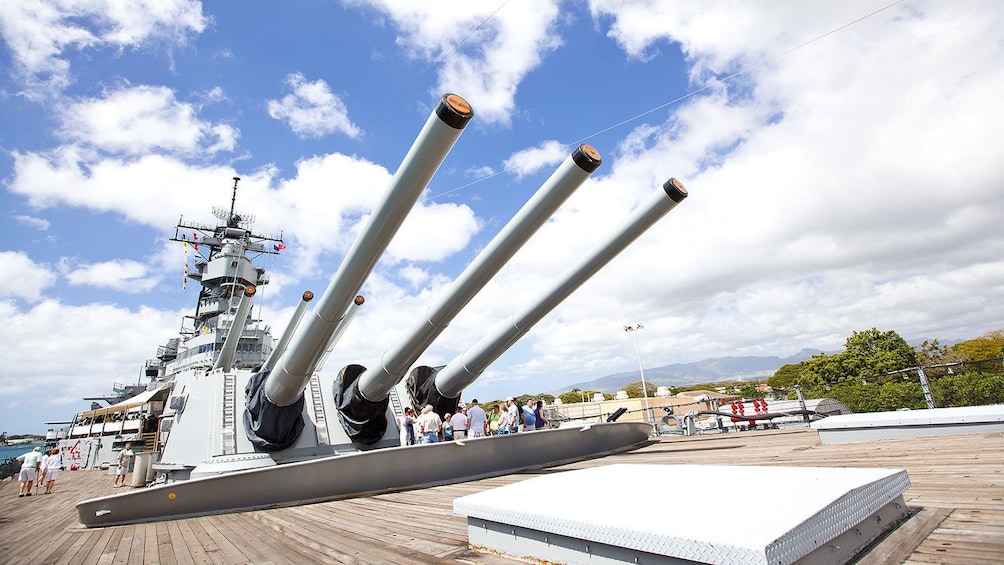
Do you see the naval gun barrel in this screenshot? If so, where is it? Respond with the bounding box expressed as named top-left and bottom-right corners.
top-left (264, 93), bottom-right (472, 406)
top-left (315, 295), bottom-right (365, 372)
top-left (213, 285), bottom-right (256, 373)
top-left (261, 291), bottom-right (314, 373)
top-left (244, 94), bottom-right (472, 451)
top-left (354, 145), bottom-right (603, 404)
top-left (432, 177), bottom-right (688, 400)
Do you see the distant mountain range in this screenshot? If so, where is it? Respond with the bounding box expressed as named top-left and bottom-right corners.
top-left (562, 348), bottom-right (824, 394)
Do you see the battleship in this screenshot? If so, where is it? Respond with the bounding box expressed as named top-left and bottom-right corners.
top-left (63, 93), bottom-right (690, 527)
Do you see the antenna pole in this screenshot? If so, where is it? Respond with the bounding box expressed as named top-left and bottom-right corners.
top-left (229, 177), bottom-right (241, 223)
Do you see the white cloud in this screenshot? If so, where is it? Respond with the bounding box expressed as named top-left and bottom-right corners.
top-left (503, 140), bottom-right (568, 179)
top-left (345, 0), bottom-right (563, 125)
top-left (14, 215), bottom-right (50, 230)
top-left (58, 84), bottom-right (238, 156)
top-left (8, 127), bottom-right (483, 283)
top-left (0, 0), bottom-right (208, 98)
top-left (267, 73), bottom-right (361, 139)
top-left (387, 200), bottom-right (480, 262)
top-left (0, 251), bottom-right (57, 301)
top-left (64, 259), bottom-right (160, 293)
top-left (478, 0), bottom-right (1004, 376)
top-left (398, 265), bottom-right (431, 288)
top-left (0, 298), bottom-right (180, 408)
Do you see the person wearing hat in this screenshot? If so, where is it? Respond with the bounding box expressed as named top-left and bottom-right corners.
top-left (504, 397), bottom-right (520, 434)
top-left (15, 446), bottom-right (43, 497)
top-left (417, 404), bottom-right (442, 444)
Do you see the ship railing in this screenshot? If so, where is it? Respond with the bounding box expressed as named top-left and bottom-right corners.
top-left (0, 458), bottom-right (20, 481)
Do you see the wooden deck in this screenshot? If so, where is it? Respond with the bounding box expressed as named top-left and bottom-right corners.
top-left (1, 428), bottom-right (1001, 564)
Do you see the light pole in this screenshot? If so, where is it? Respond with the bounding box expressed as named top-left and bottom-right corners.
top-left (623, 324), bottom-right (654, 434)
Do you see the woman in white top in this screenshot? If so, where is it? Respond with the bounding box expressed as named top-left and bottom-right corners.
top-left (37, 450), bottom-right (51, 488)
top-left (43, 447), bottom-right (62, 494)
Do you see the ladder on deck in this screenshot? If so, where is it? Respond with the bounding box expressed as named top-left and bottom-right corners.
top-left (140, 432), bottom-right (158, 453)
top-left (309, 375), bottom-right (329, 445)
top-left (221, 372), bottom-right (236, 454)
top-left (388, 386), bottom-right (405, 419)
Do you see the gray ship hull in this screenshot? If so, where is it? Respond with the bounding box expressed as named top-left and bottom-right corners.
top-left (76, 422), bottom-right (651, 527)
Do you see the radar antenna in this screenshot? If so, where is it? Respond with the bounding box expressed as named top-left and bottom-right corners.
top-left (228, 177), bottom-right (240, 227)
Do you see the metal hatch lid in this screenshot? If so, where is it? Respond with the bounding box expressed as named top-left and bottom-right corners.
top-left (454, 463), bottom-right (910, 565)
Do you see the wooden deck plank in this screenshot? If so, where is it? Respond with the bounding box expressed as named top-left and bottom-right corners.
top-left (92, 527), bottom-right (123, 565)
top-left (857, 507), bottom-right (951, 565)
top-left (214, 513), bottom-right (301, 565)
top-left (108, 519), bottom-right (135, 565)
top-left (174, 518), bottom-right (213, 564)
top-left (140, 522), bottom-right (158, 565)
top-left (195, 515), bottom-right (257, 563)
top-left (2, 428), bottom-right (1003, 564)
top-left (63, 528), bottom-right (104, 565)
top-left (249, 510), bottom-right (371, 564)
top-left (156, 520), bottom-right (180, 565)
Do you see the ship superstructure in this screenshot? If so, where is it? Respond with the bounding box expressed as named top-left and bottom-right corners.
top-left (60, 178), bottom-right (283, 469)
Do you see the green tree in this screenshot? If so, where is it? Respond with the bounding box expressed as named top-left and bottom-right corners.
top-left (558, 389), bottom-right (586, 407)
top-left (799, 328), bottom-right (916, 387)
top-left (917, 339), bottom-right (953, 366)
top-left (842, 328), bottom-right (917, 382)
top-left (951, 329), bottom-right (1004, 361)
top-left (623, 381), bottom-right (657, 398)
top-left (768, 362), bottom-right (806, 389)
top-left (931, 371), bottom-right (1004, 406)
top-left (875, 381), bottom-right (926, 411)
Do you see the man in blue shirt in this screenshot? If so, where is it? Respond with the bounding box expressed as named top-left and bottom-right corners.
top-left (522, 400), bottom-right (536, 431)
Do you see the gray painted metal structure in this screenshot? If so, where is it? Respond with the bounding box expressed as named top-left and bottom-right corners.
top-left (77, 422), bottom-right (650, 527)
top-left (213, 285), bottom-right (256, 372)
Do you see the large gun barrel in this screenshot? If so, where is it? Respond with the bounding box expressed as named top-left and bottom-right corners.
top-left (315, 295), bottom-right (365, 372)
top-left (244, 94), bottom-right (473, 450)
top-left (430, 177), bottom-right (687, 401)
top-left (354, 145), bottom-right (602, 404)
top-left (264, 94), bottom-right (472, 406)
top-left (213, 285), bottom-right (256, 373)
top-left (261, 291), bottom-right (314, 373)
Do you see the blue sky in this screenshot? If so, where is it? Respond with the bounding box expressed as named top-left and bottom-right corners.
top-left (1, 0), bottom-right (1002, 435)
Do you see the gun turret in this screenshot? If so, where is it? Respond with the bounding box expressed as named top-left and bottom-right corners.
top-left (336, 145), bottom-right (602, 443)
top-left (243, 94), bottom-right (473, 450)
top-left (213, 285), bottom-right (257, 373)
top-left (416, 177), bottom-right (688, 413)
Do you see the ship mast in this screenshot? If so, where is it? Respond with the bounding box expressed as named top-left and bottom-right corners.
top-left (228, 177), bottom-right (240, 227)
top-left (169, 178), bottom-right (285, 336)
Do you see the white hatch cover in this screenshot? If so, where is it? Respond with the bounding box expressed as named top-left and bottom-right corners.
top-left (454, 464), bottom-right (911, 565)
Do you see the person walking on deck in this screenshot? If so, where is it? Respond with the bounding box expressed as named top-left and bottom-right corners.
top-left (43, 447), bottom-right (62, 494)
top-left (15, 447), bottom-right (43, 497)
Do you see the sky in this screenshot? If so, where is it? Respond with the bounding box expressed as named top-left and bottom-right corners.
top-left (1, 0), bottom-right (1002, 435)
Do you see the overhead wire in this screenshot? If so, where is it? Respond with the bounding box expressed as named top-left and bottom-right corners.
top-left (425, 0), bottom-right (908, 202)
